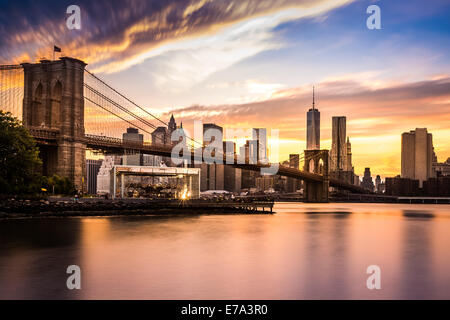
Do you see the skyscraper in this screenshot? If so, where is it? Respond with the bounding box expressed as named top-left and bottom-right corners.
top-left (401, 128), bottom-right (434, 187)
top-left (252, 128), bottom-right (268, 162)
top-left (330, 116), bottom-right (347, 171)
top-left (306, 87), bottom-right (320, 150)
top-left (361, 168), bottom-right (375, 192)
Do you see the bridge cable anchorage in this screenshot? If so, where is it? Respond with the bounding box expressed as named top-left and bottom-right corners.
top-left (84, 69), bottom-right (204, 147)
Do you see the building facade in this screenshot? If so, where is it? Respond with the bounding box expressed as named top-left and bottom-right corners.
top-left (252, 128), bottom-right (268, 162)
top-left (401, 128), bottom-right (434, 187)
top-left (86, 159), bottom-right (102, 195)
top-left (306, 88), bottom-right (320, 150)
top-left (361, 168), bottom-right (375, 192)
top-left (330, 116), bottom-right (347, 171)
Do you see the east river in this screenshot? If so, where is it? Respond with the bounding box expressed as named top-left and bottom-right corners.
top-left (0, 203), bottom-right (449, 299)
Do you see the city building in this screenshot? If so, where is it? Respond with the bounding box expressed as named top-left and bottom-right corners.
top-left (256, 176), bottom-right (274, 192)
top-left (330, 116), bottom-right (347, 171)
top-left (152, 127), bottom-right (169, 145)
top-left (168, 114), bottom-right (177, 141)
top-left (433, 157), bottom-right (450, 177)
top-left (361, 168), bottom-right (375, 192)
top-left (287, 154), bottom-right (300, 193)
top-left (329, 116), bottom-right (356, 185)
top-left (86, 159), bottom-right (102, 195)
top-left (224, 166), bottom-right (242, 193)
top-left (375, 175), bottom-right (382, 193)
top-left (252, 128), bottom-right (268, 162)
top-left (423, 177), bottom-right (450, 196)
top-left (123, 127), bottom-right (143, 142)
top-left (306, 87), bottom-right (320, 150)
top-left (123, 128), bottom-right (144, 166)
top-left (198, 163), bottom-right (225, 191)
top-left (385, 177), bottom-right (419, 196)
top-left (401, 128), bottom-right (434, 187)
top-left (203, 123), bottom-right (223, 147)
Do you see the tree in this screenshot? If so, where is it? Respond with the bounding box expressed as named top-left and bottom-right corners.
top-left (0, 111), bottom-right (42, 194)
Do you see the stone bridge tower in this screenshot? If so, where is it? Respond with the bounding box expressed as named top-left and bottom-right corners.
top-left (22, 58), bottom-right (87, 192)
top-left (304, 150), bottom-right (329, 202)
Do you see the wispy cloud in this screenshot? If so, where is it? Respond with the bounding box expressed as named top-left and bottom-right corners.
top-left (0, 0), bottom-right (354, 74)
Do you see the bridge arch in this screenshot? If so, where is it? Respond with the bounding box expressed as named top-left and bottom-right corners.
top-left (32, 82), bottom-right (43, 127)
top-left (303, 149), bottom-right (329, 203)
top-left (51, 80), bottom-right (62, 128)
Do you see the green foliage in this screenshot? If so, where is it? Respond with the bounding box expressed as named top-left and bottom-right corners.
top-left (41, 175), bottom-right (76, 196)
top-left (0, 111), bottom-right (42, 194)
top-left (0, 111), bottom-right (77, 196)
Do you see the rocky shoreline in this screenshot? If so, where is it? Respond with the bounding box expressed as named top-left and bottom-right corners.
top-left (0, 198), bottom-right (275, 219)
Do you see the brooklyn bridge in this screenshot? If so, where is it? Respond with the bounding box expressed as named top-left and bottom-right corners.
top-left (0, 57), bottom-right (369, 202)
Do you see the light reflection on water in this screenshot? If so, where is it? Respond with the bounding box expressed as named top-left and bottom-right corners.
top-left (0, 203), bottom-right (449, 300)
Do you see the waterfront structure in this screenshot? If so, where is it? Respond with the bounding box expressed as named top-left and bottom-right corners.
top-left (401, 128), bottom-right (434, 187)
top-left (86, 159), bottom-right (102, 195)
top-left (306, 87), bottom-right (320, 150)
top-left (110, 166), bottom-right (200, 199)
top-left (361, 168), bottom-right (375, 192)
top-left (97, 156), bottom-right (122, 195)
top-left (252, 128), bottom-right (268, 162)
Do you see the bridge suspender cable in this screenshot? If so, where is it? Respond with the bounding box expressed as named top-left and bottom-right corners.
top-left (84, 84), bottom-right (158, 130)
top-left (84, 69), bottom-right (203, 147)
top-left (84, 96), bottom-right (154, 136)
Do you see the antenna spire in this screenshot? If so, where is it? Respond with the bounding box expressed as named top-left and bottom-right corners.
top-left (312, 86), bottom-right (316, 110)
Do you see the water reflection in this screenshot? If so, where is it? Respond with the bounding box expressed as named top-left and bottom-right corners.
top-left (0, 204), bottom-right (449, 299)
top-left (401, 210), bottom-right (433, 299)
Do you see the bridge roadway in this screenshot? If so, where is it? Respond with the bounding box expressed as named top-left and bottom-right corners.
top-left (28, 129), bottom-right (367, 194)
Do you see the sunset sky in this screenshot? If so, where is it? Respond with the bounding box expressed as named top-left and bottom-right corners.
top-left (1, 0), bottom-right (450, 177)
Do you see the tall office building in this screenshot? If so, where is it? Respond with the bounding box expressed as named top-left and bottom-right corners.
top-left (287, 154), bottom-right (300, 193)
top-left (203, 123), bottom-right (223, 147)
top-left (86, 159), bottom-right (102, 195)
top-left (361, 168), bottom-right (375, 192)
top-left (123, 128), bottom-right (144, 166)
top-left (123, 127), bottom-right (143, 142)
top-left (401, 128), bottom-right (434, 187)
top-left (330, 116), bottom-right (347, 171)
top-left (252, 128), bottom-right (268, 162)
top-left (306, 87), bottom-right (320, 150)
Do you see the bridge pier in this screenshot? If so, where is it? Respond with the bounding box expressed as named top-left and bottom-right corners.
top-left (303, 150), bottom-right (329, 203)
top-left (22, 58), bottom-right (87, 192)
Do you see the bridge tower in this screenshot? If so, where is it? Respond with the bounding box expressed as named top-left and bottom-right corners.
top-left (303, 150), bottom-right (329, 202)
top-left (22, 58), bottom-right (87, 192)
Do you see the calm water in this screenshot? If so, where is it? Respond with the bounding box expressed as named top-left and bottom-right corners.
top-left (1, 203), bottom-right (450, 300)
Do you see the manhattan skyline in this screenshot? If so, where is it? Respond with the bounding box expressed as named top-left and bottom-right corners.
top-left (1, 0), bottom-right (450, 177)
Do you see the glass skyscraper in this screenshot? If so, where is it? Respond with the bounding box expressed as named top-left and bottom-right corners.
top-left (306, 87), bottom-right (320, 150)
